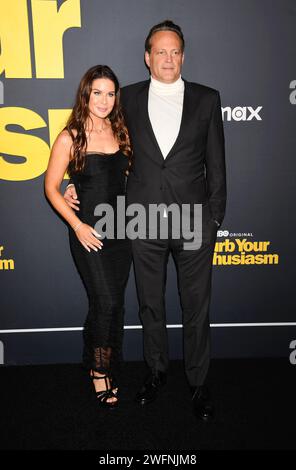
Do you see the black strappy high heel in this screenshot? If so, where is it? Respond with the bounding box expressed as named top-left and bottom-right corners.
top-left (110, 375), bottom-right (118, 396)
top-left (90, 371), bottom-right (118, 408)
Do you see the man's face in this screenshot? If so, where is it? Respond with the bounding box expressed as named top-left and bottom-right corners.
top-left (145, 31), bottom-right (184, 84)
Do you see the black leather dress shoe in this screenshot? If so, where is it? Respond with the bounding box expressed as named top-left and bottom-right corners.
top-left (191, 385), bottom-right (214, 421)
top-left (135, 371), bottom-right (167, 405)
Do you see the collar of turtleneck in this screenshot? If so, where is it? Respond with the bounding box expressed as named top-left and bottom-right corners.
top-left (150, 75), bottom-right (184, 95)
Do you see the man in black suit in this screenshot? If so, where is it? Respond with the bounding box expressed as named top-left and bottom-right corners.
top-left (65, 20), bottom-right (226, 420)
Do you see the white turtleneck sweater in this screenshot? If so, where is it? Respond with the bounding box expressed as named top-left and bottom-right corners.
top-left (148, 75), bottom-right (184, 159)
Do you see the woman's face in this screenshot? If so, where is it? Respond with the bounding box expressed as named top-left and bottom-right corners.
top-left (88, 78), bottom-right (116, 120)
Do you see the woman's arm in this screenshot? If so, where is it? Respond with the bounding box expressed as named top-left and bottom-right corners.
top-left (45, 131), bottom-right (103, 252)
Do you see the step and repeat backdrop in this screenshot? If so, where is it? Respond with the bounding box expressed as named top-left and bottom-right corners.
top-left (0, 0), bottom-right (295, 365)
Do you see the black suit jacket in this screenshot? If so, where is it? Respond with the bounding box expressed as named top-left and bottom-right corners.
top-left (121, 79), bottom-right (226, 225)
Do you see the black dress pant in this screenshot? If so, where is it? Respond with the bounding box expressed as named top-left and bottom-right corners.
top-left (131, 204), bottom-right (218, 387)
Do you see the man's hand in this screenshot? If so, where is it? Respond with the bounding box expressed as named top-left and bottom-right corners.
top-left (64, 184), bottom-right (80, 211)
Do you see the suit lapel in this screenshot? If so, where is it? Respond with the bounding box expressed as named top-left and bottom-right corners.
top-left (165, 80), bottom-right (193, 162)
top-left (136, 81), bottom-right (164, 165)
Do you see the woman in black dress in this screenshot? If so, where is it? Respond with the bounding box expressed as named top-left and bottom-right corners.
top-left (45, 65), bottom-right (132, 408)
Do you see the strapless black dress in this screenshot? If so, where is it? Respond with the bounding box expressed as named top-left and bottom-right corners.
top-left (69, 151), bottom-right (132, 374)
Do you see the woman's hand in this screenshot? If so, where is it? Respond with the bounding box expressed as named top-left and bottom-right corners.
top-left (75, 223), bottom-right (103, 252)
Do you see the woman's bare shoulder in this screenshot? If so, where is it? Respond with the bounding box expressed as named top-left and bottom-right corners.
top-left (56, 129), bottom-right (74, 145)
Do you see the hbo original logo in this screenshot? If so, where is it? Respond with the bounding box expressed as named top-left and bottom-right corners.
top-left (217, 230), bottom-right (229, 237)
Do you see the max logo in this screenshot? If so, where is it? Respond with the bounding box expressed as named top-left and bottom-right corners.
top-left (222, 106), bottom-right (263, 121)
top-left (289, 340), bottom-right (296, 365)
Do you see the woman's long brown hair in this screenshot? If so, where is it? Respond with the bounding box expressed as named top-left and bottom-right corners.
top-left (66, 65), bottom-right (132, 176)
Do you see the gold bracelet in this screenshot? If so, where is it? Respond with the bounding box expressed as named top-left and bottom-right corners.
top-left (73, 221), bottom-right (82, 232)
